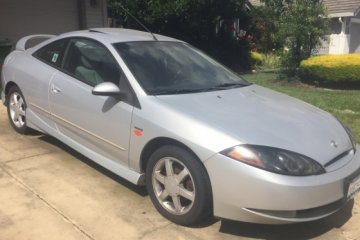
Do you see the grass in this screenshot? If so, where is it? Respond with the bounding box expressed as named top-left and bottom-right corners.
top-left (241, 72), bottom-right (360, 143)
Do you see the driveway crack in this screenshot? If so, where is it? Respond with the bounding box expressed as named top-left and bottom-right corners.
top-left (0, 163), bottom-right (95, 240)
top-left (137, 222), bottom-right (172, 240)
top-left (4, 150), bottom-right (59, 163)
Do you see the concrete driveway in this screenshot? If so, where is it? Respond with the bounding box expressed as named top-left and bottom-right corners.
top-left (0, 103), bottom-right (360, 240)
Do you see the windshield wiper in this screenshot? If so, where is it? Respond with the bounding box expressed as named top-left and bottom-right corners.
top-left (154, 88), bottom-right (205, 95)
top-left (209, 82), bottom-right (250, 90)
top-left (153, 82), bottom-right (250, 95)
top-left (193, 82), bottom-right (250, 93)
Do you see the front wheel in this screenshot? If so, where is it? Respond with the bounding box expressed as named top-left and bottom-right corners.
top-left (7, 86), bottom-right (28, 134)
top-left (146, 145), bottom-right (212, 225)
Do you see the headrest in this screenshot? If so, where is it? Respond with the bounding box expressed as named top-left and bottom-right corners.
top-left (80, 56), bottom-right (92, 69)
top-left (76, 41), bottom-right (109, 64)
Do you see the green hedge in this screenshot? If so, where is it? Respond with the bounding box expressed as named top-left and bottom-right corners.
top-left (299, 54), bottom-right (360, 84)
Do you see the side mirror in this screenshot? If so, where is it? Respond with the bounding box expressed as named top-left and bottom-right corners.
top-left (92, 82), bottom-right (121, 97)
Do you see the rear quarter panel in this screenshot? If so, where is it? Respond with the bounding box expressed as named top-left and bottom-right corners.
top-left (3, 50), bottom-right (57, 131)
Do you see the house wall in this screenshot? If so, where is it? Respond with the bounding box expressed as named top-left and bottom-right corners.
top-left (328, 17), bottom-right (351, 54)
top-left (0, 0), bottom-right (80, 44)
top-left (328, 34), bottom-right (350, 54)
top-left (0, 0), bottom-right (107, 45)
top-left (350, 20), bottom-right (360, 52)
top-left (318, 17), bottom-right (356, 54)
top-left (349, 11), bottom-right (360, 53)
top-left (318, 38), bottom-right (330, 54)
top-left (83, 0), bottom-right (108, 28)
top-left (319, 13), bottom-right (360, 54)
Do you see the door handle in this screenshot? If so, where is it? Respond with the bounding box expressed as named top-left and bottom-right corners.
top-left (51, 85), bottom-right (62, 93)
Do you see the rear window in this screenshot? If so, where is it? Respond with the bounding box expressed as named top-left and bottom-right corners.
top-left (34, 39), bottom-right (68, 68)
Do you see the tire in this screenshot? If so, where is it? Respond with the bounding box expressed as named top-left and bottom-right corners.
top-left (146, 145), bottom-right (212, 226)
top-left (7, 86), bottom-right (28, 134)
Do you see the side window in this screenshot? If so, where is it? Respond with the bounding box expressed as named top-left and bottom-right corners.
top-left (34, 39), bottom-right (68, 67)
top-left (63, 39), bottom-right (121, 87)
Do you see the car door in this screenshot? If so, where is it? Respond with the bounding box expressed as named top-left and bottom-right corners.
top-left (49, 38), bottom-right (133, 165)
top-left (25, 39), bottom-right (69, 130)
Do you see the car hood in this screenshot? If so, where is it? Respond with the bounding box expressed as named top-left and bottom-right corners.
top-left (155, 84), bottom-right (353, 165)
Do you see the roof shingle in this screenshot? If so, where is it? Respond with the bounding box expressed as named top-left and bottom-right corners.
top-left (248, 0), bottom-right (360, 17)
top-left (322, 0), bottom-right (360, 16)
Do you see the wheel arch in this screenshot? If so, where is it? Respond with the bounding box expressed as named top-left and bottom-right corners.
top-left (140, 137), bottom-right (203, 173)
top-left (4, 81), bottom-right (18, 101)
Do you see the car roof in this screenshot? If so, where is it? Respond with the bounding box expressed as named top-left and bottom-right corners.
top-left (57, 28), bottom-right (183, 44)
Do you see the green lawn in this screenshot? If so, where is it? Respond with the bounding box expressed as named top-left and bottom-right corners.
top-left (241, 72), bottom-right (360, 143)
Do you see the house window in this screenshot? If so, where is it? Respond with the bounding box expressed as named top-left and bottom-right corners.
top-left (330, 18), bottom-right (341, 34)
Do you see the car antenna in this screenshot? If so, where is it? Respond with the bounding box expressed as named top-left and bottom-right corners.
top-left (118, 4), bottom-right (158, 41)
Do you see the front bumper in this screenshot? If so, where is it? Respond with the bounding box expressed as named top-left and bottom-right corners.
top-left (204, 145), bottom-right (360, 224)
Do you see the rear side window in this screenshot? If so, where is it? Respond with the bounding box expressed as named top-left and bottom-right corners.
top-left (34, 39), bottom-right (68, 67)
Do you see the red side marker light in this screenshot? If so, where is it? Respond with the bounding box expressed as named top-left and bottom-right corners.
top-left (133, 129), bottom-right (143, 137)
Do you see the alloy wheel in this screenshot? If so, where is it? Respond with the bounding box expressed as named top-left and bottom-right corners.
top-left (152, 157), bottom-right (195, 215)
top-left (9, 92), bottom-right (26, 128)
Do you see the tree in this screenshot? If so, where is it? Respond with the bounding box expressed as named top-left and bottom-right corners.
top-left (108, 0), bottom-right (252, 70)
top-left (251, 0), bottom-right (329, 74)
top-left (250, 0), bottom-right (290, 52)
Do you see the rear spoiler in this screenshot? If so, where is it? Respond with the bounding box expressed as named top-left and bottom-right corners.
top-left (16, 34), bottom-right (55, 51)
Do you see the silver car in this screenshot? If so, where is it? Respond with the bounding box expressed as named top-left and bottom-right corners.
top-left (1, 28), bottom-right (359, 225)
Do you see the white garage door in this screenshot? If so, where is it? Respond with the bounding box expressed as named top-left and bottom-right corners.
top-left (0, 0), bottom-right (79, 44)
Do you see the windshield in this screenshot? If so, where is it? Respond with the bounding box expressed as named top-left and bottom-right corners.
top-left (114, 41), bottom-right (250, 95)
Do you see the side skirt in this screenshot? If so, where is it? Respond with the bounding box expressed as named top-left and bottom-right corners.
top-left (26, 108), bottom-right (145, 185)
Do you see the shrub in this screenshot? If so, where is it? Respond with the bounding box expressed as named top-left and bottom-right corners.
top-left (251, 52), bottom-right (281, 71)
top-left (261, 53), bottom-right (281, 70)
top-left (299, 54), bottom-right (360, 84)
top-left (250, 51), bottom-right (263, 65)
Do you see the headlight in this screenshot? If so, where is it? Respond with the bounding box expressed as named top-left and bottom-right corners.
top-left (340, 122), bottom-right (356, 150)
top-left (221, 145), bottom-right (325, 176)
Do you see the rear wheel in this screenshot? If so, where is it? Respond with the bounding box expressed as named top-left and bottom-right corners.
top-left (146, 145), bottom-right (212, 225)
top-left (7, 86), bottom-right (28, 134)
